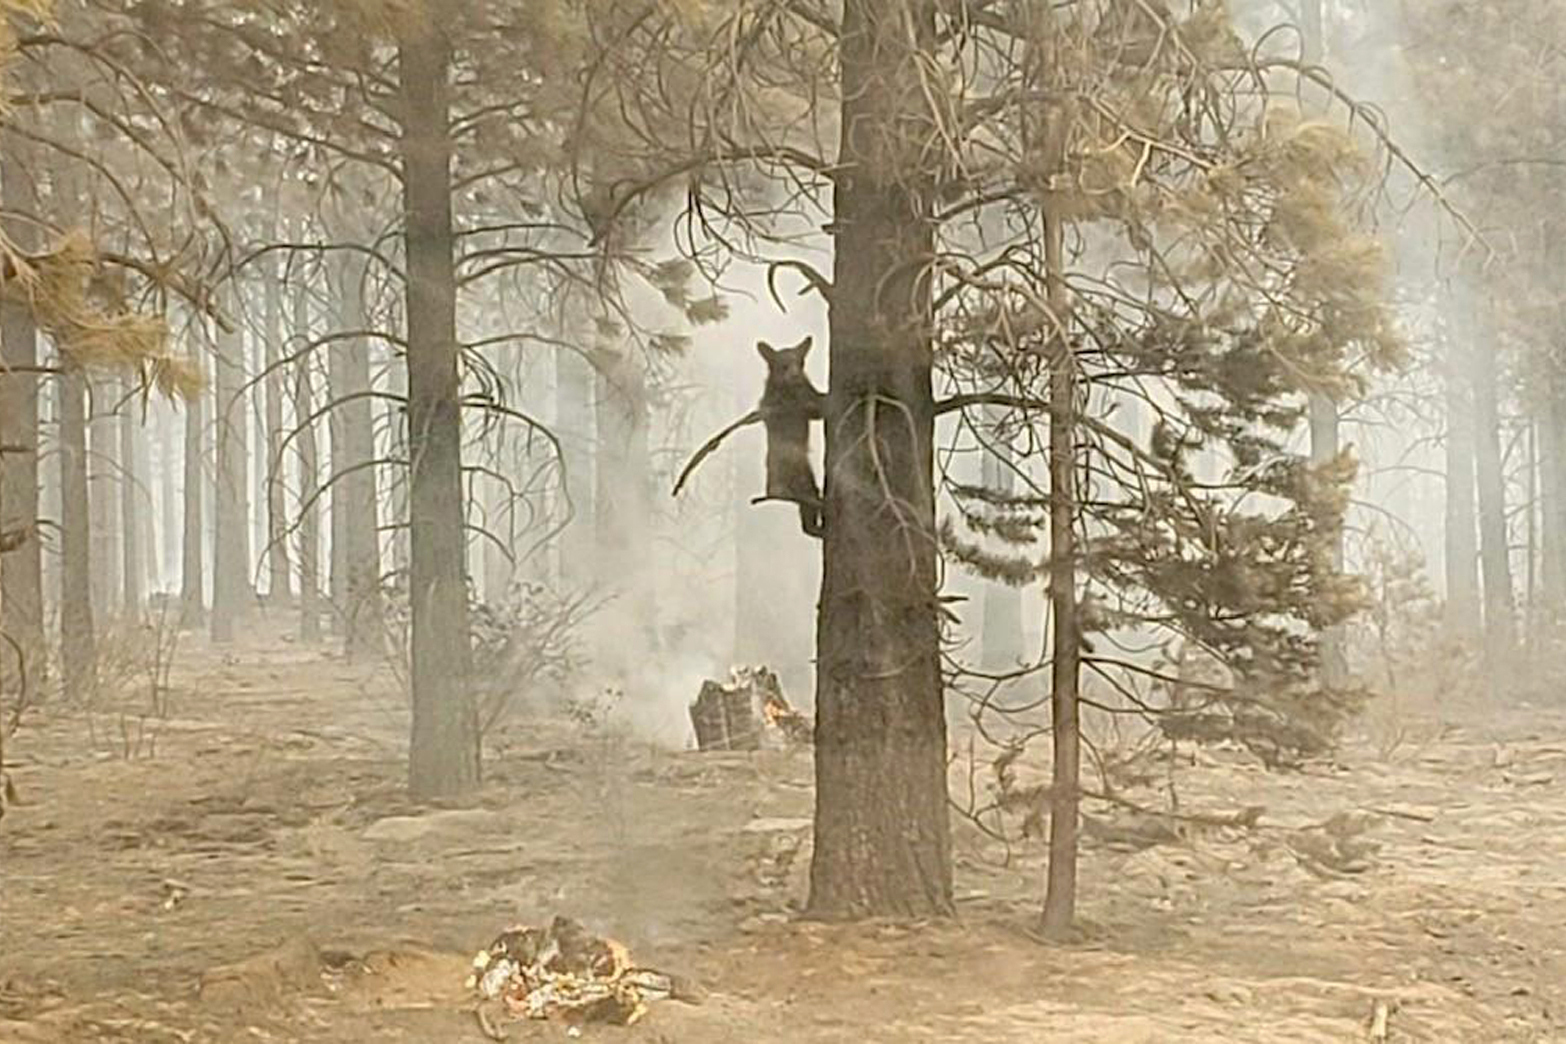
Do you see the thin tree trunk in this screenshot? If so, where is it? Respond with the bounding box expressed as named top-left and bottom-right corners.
top-left (119, 396), bottom-right (143, 622)
top-left (295, 355), bottom-right (321, 643)
top-left (1040, 210), bottom-right (1081, 939)
top-left (329, 251), bottom-right (382, 657)
top-left (806, 0), bottom-right (952, 920)
top-left (400, 14), bottom-right (478, 797)
top-left (88, 378), bottom-right (120, 621)
top-left (1444, 335), bottom-right (1480, 636)
top-left (0, 144), bottom-right (43, 704)
top-left (263, 254), bottom-right (292, 603)
top-left (180, 343), bottom-right (206, 627)
top-left (211, 317), bottom-right (248, 643)
top-left (59, 368), bottom-right (95, 700)
top-left (158, 402), bottom-right (178, 592)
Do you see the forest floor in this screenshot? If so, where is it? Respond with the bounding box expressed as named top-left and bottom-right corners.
top-left (2, 620), bottom-right (1565, 1043)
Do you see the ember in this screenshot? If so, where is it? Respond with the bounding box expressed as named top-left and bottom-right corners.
top-left (466, 916), bottom-right (685, 1028)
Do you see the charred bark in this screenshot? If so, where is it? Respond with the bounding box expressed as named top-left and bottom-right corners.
top-left (329, 251), bottom-right (382, 657)
top-left (0, 146), bottom-right (43, 703)
top-left (806, 0), bottom-right (953, 921)
top-left (1472, 337), bottom-right (1516, 667)
top-left (58, 368), bottom-right (95, 700)
top-left (180, 344), bottom-right (206, 627)
top-left (399, 15), bottom-right (479, 797)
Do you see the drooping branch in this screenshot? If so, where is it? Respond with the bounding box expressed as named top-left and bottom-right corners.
top-left (670, 409), bottom-right (762, 497)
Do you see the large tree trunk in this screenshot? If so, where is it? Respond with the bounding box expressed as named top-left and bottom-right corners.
top-left (88, 378), bottom-right (120, 621)
top-left (119, 395), bottom-right (144, 622)
top-left (329, 251), bottom-right (382, 657)
top-left (0, 146), bottom-right (43, 705)
top-left (262, 253), bottom-right (292, 603)
top-left (210, 318), bottom-right (250, 642)
top-left (400, 15), bottom-right (478, 797)
top-left (59, 368), bottom-right (96, 701)
top-left (180, 342), bottom-right (206, 627)
top-left (1472, 336), bottom-right (1516, 666)
top-left (1443, 335), bottom-right (1480, 637)
top-left (806, 0), bottom-right (952, 920)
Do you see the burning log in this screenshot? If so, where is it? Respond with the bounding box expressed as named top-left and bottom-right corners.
top-left (689, 666), bottom-right (812, 752)
top-left (466, 916), bottom-right (693, 1028)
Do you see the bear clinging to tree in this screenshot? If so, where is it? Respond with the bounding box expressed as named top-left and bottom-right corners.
top-left (756, 336), bottom-right (825, 538)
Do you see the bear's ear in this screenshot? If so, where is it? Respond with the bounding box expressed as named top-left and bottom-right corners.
top-left (757, 341), bottom-right (777, 363)
top-left (795, 335), bottom-right (814, 357)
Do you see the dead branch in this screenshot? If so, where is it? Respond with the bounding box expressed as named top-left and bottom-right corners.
top-left (670, 409), bottom-right (762, 497)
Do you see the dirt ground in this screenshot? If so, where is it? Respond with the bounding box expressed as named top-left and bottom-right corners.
top-left (3, 621), bottom-right (1565, 1043)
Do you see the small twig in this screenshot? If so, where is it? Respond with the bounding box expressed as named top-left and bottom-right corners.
top-left (670, 409), bottom-right (763, 497)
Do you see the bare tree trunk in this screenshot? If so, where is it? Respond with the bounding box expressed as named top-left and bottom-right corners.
top-left (1472, 336), bottom-right (1516, 667)
top-left (1444, 335), bottom-right (1480, 637)
top-left (159, 402), bottom-right (179, 592)
top-left (400, 15), bottom-right (478, 797)
top-left (806, 0), bottom-right (952, 920)
top-left (329, 251), bottom-right (382, 657)
top-left (0, 145), bottom-right (43, 704)
top-left (180, 344), bottom-right (206, 627)
top-left (211, 317), bottom-right (249, 643)
top-left (295, 355), bottom-right (321, 644)
top-left (119, 397), bottom-right (143, 622)
top-left (263, 253), bottom-right (292, 603)
top-left (1040, 211), bottom-right (1081, 939)
top-left (59, 368), bottom-right (95, 700)
top-left (88, 378), bottom-right (120, 621)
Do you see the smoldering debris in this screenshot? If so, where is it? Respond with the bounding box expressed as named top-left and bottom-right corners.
top-left (689, 666), bottom-right (812, 752)
top-left (466, 915), bottom-right (698, 1030)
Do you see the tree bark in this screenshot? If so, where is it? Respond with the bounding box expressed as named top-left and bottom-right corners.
top-left (295, 353), bottom-right (321, 644)
top-left (0, 144), bottom-right (43, 704)
top-left (806, 0), bottom-right (953, 920)
top-left (263, 252), bottom-right (292, 602)
top-left (329, 250), bottom-right (382, 657)
top-left (59, 368), bottom-right (95, 700)
top-left (210, 316), bottom-right (249, 642)
top-left (1040, 211), bottom-right (1082, 939)
top-left (88, 378), bottom-right (120, 620)
top-left (399, 15), bottom-right (478, 797)
top-left (180, 342), bottom-right (206, 627)
top-left (119, 392), bottom-right (144, 622)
